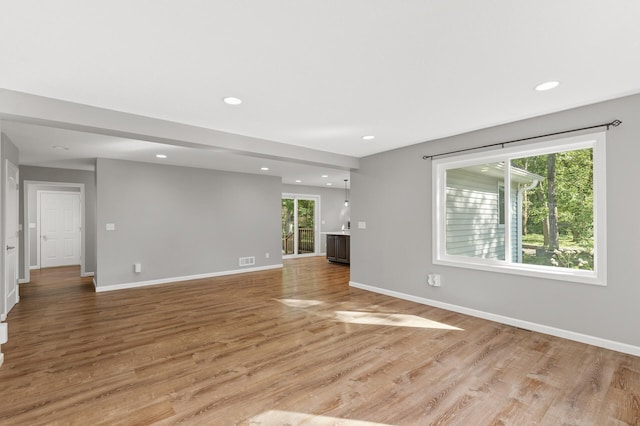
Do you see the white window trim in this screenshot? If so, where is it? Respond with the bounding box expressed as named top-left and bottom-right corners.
top-left (432, 132), bottom-right (606, 286)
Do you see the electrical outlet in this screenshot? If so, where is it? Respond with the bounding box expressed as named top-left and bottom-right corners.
top-left (427, 274), bottom-right (441, 287)
top-left (265, 252), bottom-right (270, 259)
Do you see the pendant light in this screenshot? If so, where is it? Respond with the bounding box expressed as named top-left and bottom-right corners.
top-left (344, 179), bottom-right (349, 207)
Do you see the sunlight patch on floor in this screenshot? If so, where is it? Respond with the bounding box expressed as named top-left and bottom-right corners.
top-left (249, 410), bottom-right (392, 425)
top-left (334, 311), bottom-right (463, 330)
top-left (277, 298), bottom-right (325, 308)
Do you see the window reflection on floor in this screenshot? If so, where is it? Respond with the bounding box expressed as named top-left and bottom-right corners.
top-left (249, 410), bottom-right (392, 425)
top-left (334, 311), bottom-right (463, 330)
top-left (276, 298), bottom-right (325, 308)
top-left (275, 299), bottom-right (463, 330)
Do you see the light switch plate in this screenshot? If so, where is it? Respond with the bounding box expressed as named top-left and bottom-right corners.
top-left (358, 221), bottom-right (366, 229)
top-left (106, 223), bottom-right (116, 231)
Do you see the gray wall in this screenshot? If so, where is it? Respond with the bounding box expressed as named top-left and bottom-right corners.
top-left (351, 92), bottom-right (640, 348)
top-left (19, 166), bottom-right (97, 278)
top-left (282, 183), bottom-right (348, 253)
top-left (96, 158), bottom-right (282, 287)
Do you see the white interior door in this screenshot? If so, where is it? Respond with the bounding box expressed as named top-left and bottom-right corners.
top-left (39, 192), bottom-right (81, 268)
top-left (3, 160), bottom-right (19, 317)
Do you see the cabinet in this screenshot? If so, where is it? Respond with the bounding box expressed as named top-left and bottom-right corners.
top-left (327, 234), bottom-right (350, 264)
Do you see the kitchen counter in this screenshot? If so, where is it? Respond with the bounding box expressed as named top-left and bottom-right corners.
top-left (322, 230), bottom-right (351, 236)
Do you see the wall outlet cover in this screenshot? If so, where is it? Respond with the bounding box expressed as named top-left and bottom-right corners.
top-left (427, 274), bottom-right (441, 287)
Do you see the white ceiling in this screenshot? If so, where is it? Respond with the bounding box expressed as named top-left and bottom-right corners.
top-left (5, 121), bottom-right (351, 187)
top-left (1, 1), bottom-right (640, 186)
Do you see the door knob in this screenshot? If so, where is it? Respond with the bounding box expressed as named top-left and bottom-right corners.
top-left (6, 245), bottom-right (15, 250)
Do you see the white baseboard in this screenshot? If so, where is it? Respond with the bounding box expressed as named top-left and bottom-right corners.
top-left (18, 279), bottom-right (28, 284)
top-left (283, 253), bottom-right (324, 260)
top-left (29, 266), bottom-right (39, 270)
top-left (81, 272), bottom-right (95, 278)
top-left (95, 264), bottom-right (284, 293)
top-left (349, 281), bottom-right (640, 357)
top-left (0, 352), bottom-right (4, 367)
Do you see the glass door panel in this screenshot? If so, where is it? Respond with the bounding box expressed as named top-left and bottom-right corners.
top-left (282, 195), bottom-right (319, 257)
top-left (282, 198), bottom-right (295, 255)
top-left (297, 199), bottom-right (315, 254)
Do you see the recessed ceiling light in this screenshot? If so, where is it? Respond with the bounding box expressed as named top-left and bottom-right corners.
top-left (155, 154), bottom-right (167, 159)
top-left (223, 96), bottom-right (242, 105)
top-left (326, 183), bottom-right (333, 186)
top-left (295, 180), bottom-right (302, 183)
top-left (261, 167), bottom-right (269, 171)
top-left (321, 174), bottom-right (329, 178)
top-left (535, 81), bottom-right (560, 91)
top-left (52, 145), bottom-right (69, 150)
top-left (362, 135), bottom-right (375, 140)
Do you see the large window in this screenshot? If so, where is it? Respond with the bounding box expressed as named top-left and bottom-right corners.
top-left (432, 132), bottom-right (606, 285)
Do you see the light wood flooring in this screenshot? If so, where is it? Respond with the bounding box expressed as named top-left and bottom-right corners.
top-left (0, 257), bottom-right (639, 425)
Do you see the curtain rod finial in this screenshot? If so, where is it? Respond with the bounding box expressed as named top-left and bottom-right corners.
top-left (612, 119), bottom-right (622, 127)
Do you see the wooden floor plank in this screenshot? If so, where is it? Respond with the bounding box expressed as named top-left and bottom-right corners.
top-left (0, 258), bottom-right (639, 425)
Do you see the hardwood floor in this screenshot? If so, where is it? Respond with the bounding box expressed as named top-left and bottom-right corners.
top-left (0, 258), bottom-right (638, 425)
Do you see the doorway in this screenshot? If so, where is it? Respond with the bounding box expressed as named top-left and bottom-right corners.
top-left (38, 191), bottom-right (81, 268)
top-left (282, 194), bottom-right (320, 258)
top-left (23, 181), bottom-right (86, 283)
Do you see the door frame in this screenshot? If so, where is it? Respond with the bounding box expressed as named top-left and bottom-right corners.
top-left (37, 190), bottom-right (82, 269)
top-left (2, 160), bottom-right (19, 321)
top-left (282, 193), bottom-right (321, 259)
top-left (23, 181), bottom-right (86, 283)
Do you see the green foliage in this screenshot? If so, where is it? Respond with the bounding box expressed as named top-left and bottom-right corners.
top-left (281, 198), bottom-right (315, 236)
top-left (512, 148), bottom-right (593, 249)
top-left (297, 199), bottom-right (315, 229)
top-left (550, 248), bottom-right (592, 270)
top-left (522, 249), bottom-right (593, 271)
top-left (555, 149), bottom-right (593, 244)
top-left (281, 199), bottom-right (294, 235)
top-left (522, 233), bottom-right (585, 250)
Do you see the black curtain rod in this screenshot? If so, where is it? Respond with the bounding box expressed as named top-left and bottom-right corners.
top-left (422, 119), bottom-right (622, 160)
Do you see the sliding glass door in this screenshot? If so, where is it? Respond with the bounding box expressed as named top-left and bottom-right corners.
top-left (282, 194), bottom-right (319, 257)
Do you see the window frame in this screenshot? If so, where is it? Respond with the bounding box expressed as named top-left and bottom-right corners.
top-left (432, 132), bottom-right (606, 286)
